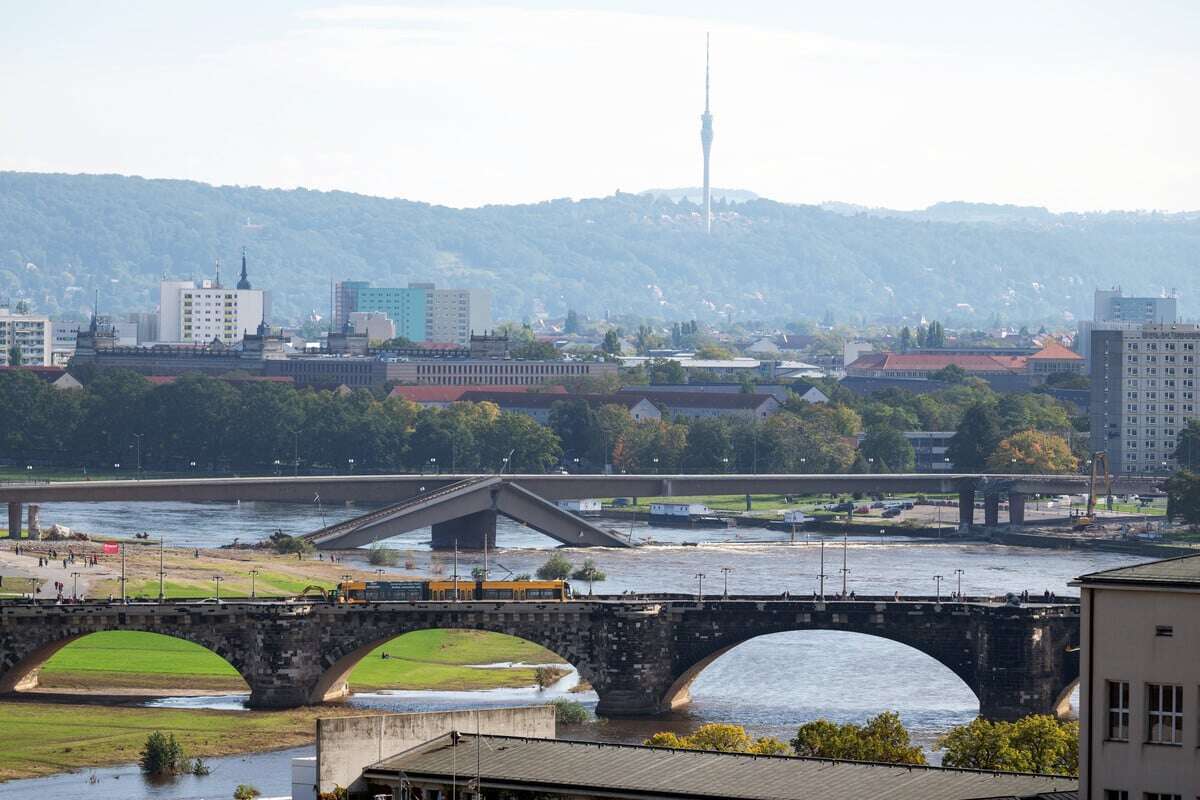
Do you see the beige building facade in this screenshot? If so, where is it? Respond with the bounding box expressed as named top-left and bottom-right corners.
top-left (1077, 554), bottom-right (1200, 799)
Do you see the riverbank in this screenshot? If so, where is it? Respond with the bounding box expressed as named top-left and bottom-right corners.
top-left (0, 699), bottom-right (364, 781)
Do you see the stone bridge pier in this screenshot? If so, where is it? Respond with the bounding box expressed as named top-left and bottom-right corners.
top-left (0, 598), bottom-right (1080, 722)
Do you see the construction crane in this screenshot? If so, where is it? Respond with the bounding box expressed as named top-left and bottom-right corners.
top-left (1073, 452), bottom-right (1112, 531)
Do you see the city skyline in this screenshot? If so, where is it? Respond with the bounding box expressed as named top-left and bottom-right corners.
top-left (1, 1), bottom-right (1198, 212)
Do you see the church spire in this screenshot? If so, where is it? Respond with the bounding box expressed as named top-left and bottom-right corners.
top-left (237, 246), bottom-right (251, 290)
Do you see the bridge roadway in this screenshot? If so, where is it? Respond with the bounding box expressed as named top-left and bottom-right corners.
top-left (0, 472), bottom-right (1163, 548)
top-left (0, 594), bottom-right (1080, 721)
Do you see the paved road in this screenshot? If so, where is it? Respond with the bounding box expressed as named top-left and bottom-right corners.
top-left (0, 545), bottom-right (115, 600)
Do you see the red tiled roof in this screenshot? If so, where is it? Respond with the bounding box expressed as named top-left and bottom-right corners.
top-left (457, 391), bottom-right (648, 410)
top-left (0, 366), bottom-right (68, 382)
top-left (1027, 341), bottom-right (1084, 361)
top-left (390, 384), bottom-right (568, 403)
top-left (850, 353), bottom-right (1027, 373)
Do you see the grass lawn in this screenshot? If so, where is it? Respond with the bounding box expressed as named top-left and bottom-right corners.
top-left (38, 629), bottom-right (563, 693)
top-left (0, 701), bottom-right (358, 781)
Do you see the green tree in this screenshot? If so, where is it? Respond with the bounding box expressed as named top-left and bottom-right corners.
top-left (511, 339), bottom-right (561, 360)
top-left (948, 403), bottom-right (1002, 471)
top-left (8, 345), bottom-right (21, 366)
top-left (986, 430), bottom-right (1078, 474)
top-left (571, 557), bottom-right (606, 589)
top-left (647, 358), bottom-right (686, 384)
top-left (790, 712), bottom-right (926, 765)
top-left (478, 412), bottom-right (562, 473)
top-left (1166, 470), bottom-right (1200, 526)
top-left (898, 326), bottom-right (912, 352)
top-left (859, 428), bottom-right (915, 473)
top-left (139, 731), bottom-right (188, 776)
top-left (601, 329), bottom-right (623, 355)
top-left (612, 420), bottom-right (688, 472)
top-left (683, 418), bottom-right (733, 472)
top-left (929, 364), bottom-right (968, 384)
top-left (535, 552), bottom-right (572, 580)
top-left (646, 723), bottom-right (788, 755)
top-left (937, 715), bottom-right (1077, 775)
top-left (549, 399), bottom-right (600, 464)
top-left (694, 343), bottom-right (734, 360)
top-left (1173, 419), bottom-right (1200, 471)
top-left (234, 786), bottom-right (262, 800)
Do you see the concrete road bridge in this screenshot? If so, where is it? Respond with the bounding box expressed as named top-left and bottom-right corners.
top-left (0, 594), bottom-right (1080, 721)
top-left (0, 472), bottom-right (1163, 549)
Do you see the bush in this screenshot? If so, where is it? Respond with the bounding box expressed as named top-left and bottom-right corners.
top-left (791, 712), bottom-right (926, 765)
top-left (535, 553), bottom-right (572, 580)
top-left (551, 698), bottom-right (589, 724)
top-left (233, 785), bottom-right (261, 800)
top-left (268, 530), bottom-right (313, 555)
top-left (192, 758), bottom-right (211, 775)
top-left (139, 731), bottom-right (188, 776)
top-left (645, 723), bottom-right (787, 755)
top-left (368, 546), bottom-right (400, 567)
top-left (534, 665), bottom-right (569, 690)
top-left (571, 557), bottom-right (606, 584)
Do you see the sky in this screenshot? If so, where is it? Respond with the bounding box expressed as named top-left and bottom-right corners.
top-left (1, 0), bottom-right (1198, 211)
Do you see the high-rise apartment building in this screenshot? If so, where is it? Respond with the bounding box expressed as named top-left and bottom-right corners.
top-left (1079, 288), bottom-right (1179, 367)
top-left (159, 273), bottom-right (265, 345)
top-left (332, 281), bottom-right (491, 346)
top-left (1090, 324), bottom-right (1200, 475)
top-left (0, 308), bottom-right (52, 366)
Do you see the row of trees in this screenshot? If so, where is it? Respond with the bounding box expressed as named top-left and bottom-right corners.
top-left (644, 712), bottom-right (1077, 776)
top-left (0, 366), bottom-right (1088, 476)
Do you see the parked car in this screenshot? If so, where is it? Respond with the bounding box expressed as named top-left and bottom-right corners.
top-left (882, 507), bottom-right (902, 518)
top-left (828, 502), bottom-right (855, 513)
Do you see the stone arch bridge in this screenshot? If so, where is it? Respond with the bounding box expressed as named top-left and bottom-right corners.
top-left (0, 596), bottom-right (1079, 721)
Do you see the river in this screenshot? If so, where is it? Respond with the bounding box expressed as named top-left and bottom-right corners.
top-left (1, 500), bottom-right (1145, 798)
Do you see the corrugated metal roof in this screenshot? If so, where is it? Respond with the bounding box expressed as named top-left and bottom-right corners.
top-left (365, 734), bottom-right (1076, 800)
top-left (1077, 552), bottom-right (1200, 587)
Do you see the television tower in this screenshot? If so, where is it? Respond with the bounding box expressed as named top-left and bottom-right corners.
top-left (700, 33), bottom-right (713, 234)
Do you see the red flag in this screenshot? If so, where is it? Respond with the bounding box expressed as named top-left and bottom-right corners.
top-left (102, 542), bottom-right (119, 555)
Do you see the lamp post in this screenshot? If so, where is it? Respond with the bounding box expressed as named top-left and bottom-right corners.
top-left (430, 457), bottom-right (437, 475)
top-left (120, 544), bottom-right (127, 605)
top-left (818, 539), bottom-right (827, 600)
top-left (695, 572), bottom-right (706, 601)
top-left (934, 574), bottom-right (944, 603)
top-left (721, 456), bottom-right (729, 473)
top-left (249, 569), bottom-right (260, 599)
top-left (212, 575), bottom-right (224, 601)
top-left (652, 457), bottom-right (659, 475)
top-left (720, 566), bottom-right (732, 599)
top-left (158, 536), bottom-right (165, 603)
top-left (71, 571), bottom-right (81, 600)
top-left (273, 459), bottom-right (281, 476)
top-left (347, 458), bottom-right (355, 475)
top-left (132, 433), bottom-right (144, 478)
top-left (954, 568), bottom-right (964, 599)
top-left (840, 531), bottom-right (849, 597)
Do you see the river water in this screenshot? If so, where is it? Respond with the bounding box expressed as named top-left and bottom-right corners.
top-left (3, 501), bottom-right (1145, 798)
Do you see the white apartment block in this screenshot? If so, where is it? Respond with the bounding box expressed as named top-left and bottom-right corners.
top-left (0, 309), bottom-right (52, 366)
top-left (51, 320), bottom-right (80, 366)
top-left (1090, 324), bottom-right (1200, 475)
top-left (159, 279), bottom-right (265, 345)
top-left (429, 288), bottom-right (492, 346)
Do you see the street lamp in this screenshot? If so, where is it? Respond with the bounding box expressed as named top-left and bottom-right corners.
top-left (934, 574), bottom-right (944, 603)
top-left (652, 457), bottom-right (659, 474)
top-left (720, 566), bottom-right (732, 599)
top-left (342, 573), bottom-right (353, 585)
top-left (347, 458), bottom-right (355, 474)
top-left (721, 456), bottom-right (729, 473)
top-left (430, 457), bottom-right (437, 474)
top-left (954, 568), bottom-right (964, 599)
top-left (212, 575), bottom-right (224, 601)
top-left (71, 571), bottom-right (81, 600)
top-left (249, 569), bottom-right (260, 599)
top-left (132, 433), bottom-right (144, 477)
top-left (695, 572), bottom-right (706, 601)
top-left (273, 459), bottom-right (281, 476)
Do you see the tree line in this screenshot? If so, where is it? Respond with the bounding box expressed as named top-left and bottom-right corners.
top-left (0, 367), bottom-right (1087, 476)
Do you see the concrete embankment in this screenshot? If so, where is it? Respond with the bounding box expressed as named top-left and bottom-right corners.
top-left (986, 529), bottom-right (1195, 558)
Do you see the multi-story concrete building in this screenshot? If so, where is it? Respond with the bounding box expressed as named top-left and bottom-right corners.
top-left (50, 320), bottom-right (80, 366)
top-left (1078, 288), bottom-right (1179, 366)
top-left (159, 262), bottom-right (266, 345)
top-left (348, 311), bottom-right (396, 343)
top-left (0, 308), bottom-right (52, 366)
top-left (333, 280), bottom-right (491, 346)
top-left (1090, 324), bottom-right (1200, 475)
top-left (388, 359), bottom-right (617, 386)
top-left (1076, 553), bottom-right (1200, 799)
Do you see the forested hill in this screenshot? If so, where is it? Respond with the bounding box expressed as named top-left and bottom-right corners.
top-left (2, 171), bottom-right (1198, 325)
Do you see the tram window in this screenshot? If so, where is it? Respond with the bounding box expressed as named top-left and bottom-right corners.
top-left (526, 589), bottom-right (559, 599)
top-left (481, 589), bottom-right (515, 600)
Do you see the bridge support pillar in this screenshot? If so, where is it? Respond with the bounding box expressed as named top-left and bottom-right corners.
top-left (958, 489), bottom-right (974, 530)
top-left (7, 502), bottom-right (21, 538)
top-left (1008, 493), bottom-right (1026, 526)
top-left (984, 494), bottom-right (999, 527)
top-left (431, 510), bottom-right (497, 550)
top-left (27, 504), bottom-right (40, 536)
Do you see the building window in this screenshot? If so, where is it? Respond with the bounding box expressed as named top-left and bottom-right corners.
top-left (1147, 683), bottom-right (1183, 745)
top-left (1141, 794), bottom-right (1180, 800)
top-left (1102, 792), bottom-right (1127, 800)
top-left (1107, 681), bottom-right (1130, 740)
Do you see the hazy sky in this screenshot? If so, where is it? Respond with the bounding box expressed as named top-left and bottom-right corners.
top-left (2, 1), bottom-right (1198, 210)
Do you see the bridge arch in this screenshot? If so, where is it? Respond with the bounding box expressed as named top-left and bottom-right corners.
top-left (309, 623), bottom-right (600, 705)
top-left (0, 628), bottom-right (251, 695)
top-left (661, 627), bottom-right (982, 713)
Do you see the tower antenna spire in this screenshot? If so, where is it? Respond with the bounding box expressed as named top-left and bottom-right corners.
top-left (699, 33), bottom-right (714, 234)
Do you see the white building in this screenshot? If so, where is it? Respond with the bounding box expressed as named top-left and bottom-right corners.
top-left (0, 308), bottom-right (52, 366)
top-left (430, 288), bottom-right (492, 346)
top-left (348, 311), bottom-right (396, 342)
top-left (51, 320), bottom-right (79, 366)
top-left (158, 277), bottom-right (265, 345)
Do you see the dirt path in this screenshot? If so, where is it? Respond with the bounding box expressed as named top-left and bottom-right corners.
top-left (0, 545), bottom-right (116, 600)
